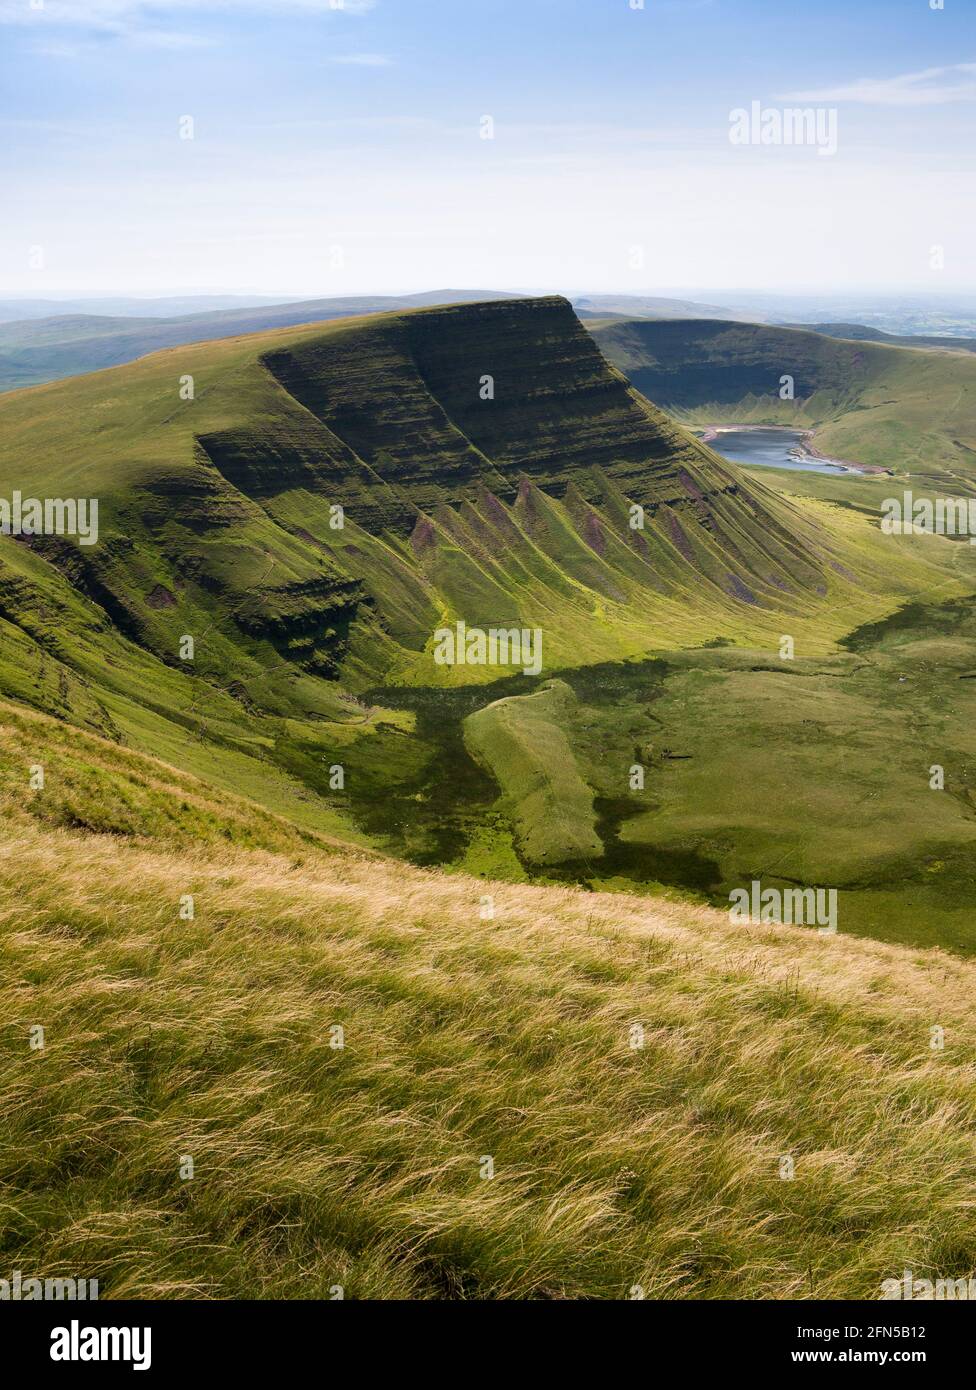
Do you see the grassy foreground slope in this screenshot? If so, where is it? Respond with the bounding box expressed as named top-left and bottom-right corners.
top-left (3, 700), bottom-right (976, 1300)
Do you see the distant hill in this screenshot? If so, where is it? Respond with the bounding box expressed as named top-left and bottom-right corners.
top-left (0, 293), bottom-right (289, 321)
top-left (782, 321), bottom-right (976, 354)
top-left (708, 290), bottom-right (976, 337)
top-left (0, 289), bottom-right (521, 322)
top-left (573, 294), bottom-right (763, 322)
top-left (0, 289), bottom-right (523, 393)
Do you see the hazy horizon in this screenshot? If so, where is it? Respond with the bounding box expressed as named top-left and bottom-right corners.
top-left (5, 286), bottom-right (976, 305)
top-left (2, 0), bottom-right (975, 297)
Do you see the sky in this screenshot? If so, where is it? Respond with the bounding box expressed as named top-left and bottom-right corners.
top-left (1, 0), bottom-right (974, 298)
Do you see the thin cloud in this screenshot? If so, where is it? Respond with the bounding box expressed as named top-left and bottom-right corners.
top-left (0, 0), bottom-right (376, 34)
top-left (329, 52), bottom-right (392, 67)
top-left (29, 27), bottom-right (216, 57)
top-left (131, 29), bottom-right (217, 50)
top-left (782, 62), bottom-right (976, 107)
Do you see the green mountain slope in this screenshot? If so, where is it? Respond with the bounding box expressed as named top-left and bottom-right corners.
top-left (0, 295), bottom-right (972, 908)
top-left (0, 296), bottom-right (935, 689)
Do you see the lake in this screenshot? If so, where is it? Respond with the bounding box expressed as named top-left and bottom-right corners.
top-left (706, 428), bottom-right (851, 475)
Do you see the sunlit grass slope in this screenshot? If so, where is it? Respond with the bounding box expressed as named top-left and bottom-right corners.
top-left (3, 700), bottom-right (976, 1300)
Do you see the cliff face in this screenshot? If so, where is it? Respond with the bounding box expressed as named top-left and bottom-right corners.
top-left (403, 297), bottom-right (721, 501)
top-left (190, 297), bottom-right (833, 666)
top-left (0, 296), bottom-right (856, 691)
top-left (255, 296), bottom-right (743, 514)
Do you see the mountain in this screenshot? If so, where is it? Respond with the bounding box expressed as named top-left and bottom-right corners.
top-left (17, 287), bottom-right (970, 402)
top-left (12, 290), bottom-right (976, 399)
top-left (0, 289), bottom-right (767, 398)
top-left (1, 295), bottom-right (970, 937)
top-left (591, 316), bottom-right (976, 481)
top-left (0, 290), bottom-right (525, 394)
top-left (0, 296), bottom-right (864, 690)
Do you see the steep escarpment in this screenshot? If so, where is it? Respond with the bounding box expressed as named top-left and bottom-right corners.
top-left (192, 296), bottom-right (852, 661)
top-left (0, 297), bottom-right (925, 729)
top-left (0, 295), bottom-right (969, 888)
top-left (260, 296), bottom-right (766, 510)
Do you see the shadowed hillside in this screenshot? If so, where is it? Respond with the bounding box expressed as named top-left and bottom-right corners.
top-left (592, 317), bottom-right (976, 480)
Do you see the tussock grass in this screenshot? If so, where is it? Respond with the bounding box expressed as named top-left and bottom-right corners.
top-left (3, 707), bottom-right (976, 1299)
top-left (0, 701), bottom-right (340, 854)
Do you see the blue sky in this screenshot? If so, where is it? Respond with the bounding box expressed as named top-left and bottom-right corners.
top-left (1, 0), bottom-right (974, 296)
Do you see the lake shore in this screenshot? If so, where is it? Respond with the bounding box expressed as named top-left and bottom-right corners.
top-left (698, 424), bottom-right (893, 475)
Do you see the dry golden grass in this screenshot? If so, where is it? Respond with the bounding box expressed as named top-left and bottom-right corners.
top-left (2, 701), bottom-right (976, 1299)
